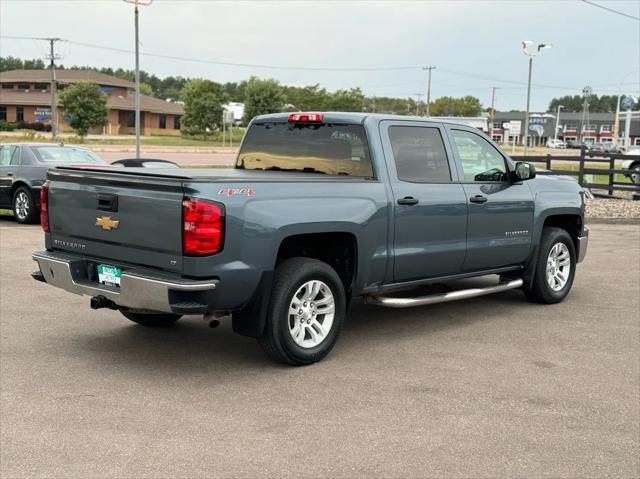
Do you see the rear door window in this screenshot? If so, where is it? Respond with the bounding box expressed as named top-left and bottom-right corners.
top-left (389, 126), bottom-right (451, 182)
top-left (237, 122), bottom-right (374, 177)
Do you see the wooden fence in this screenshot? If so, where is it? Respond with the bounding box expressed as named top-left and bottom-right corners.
top-left (512, 148), bottom-right (640, 200)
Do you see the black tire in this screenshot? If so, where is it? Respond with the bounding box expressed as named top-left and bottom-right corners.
top-left (120, 311), bottom-right (182, 327)
top-left (523, 227), bottom-right (576, 304)
top-left (630, 164), bottom-right (640, 185)
top-left (12, 186), bottom-right (38, 224)
top-left (258, 257), bottom-right (346, 366)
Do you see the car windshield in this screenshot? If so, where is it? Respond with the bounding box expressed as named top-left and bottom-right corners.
top-left (236, 122), bottom-right (374, 177)
top-left (31, 146), bottom-right (105, 164)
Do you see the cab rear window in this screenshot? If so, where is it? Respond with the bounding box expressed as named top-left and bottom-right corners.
top-left (236, 122), bottom-right (374, 177)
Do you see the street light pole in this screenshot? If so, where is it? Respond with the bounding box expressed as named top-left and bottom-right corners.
top-left (554, 104), bottom-right (564, 143)
top-left (423, 66), bottom-right (435, 117)
top-left (522, 41), bottom-right (552, 156)
top-left (124, 0), bottom-right (152, 159)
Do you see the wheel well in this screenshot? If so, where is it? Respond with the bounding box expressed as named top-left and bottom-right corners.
top-left (276, 233), bottom-right (357, 292)
top-left (10, 181), bottom-right (30, 198)
top-left (543, 215), bottom-right (582, 250)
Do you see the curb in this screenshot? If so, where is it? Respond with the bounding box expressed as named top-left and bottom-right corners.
top-left (586, 218), bottom-right (640, 225)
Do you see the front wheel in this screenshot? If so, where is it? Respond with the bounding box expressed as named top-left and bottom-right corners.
top-left (120, 311), bottom-right (182, 327)
top-left (258, 258), bottom-right (346, 366)
top-left (630, 164), bottom-right (640, 184)
top-left (523, 227), bottom-right (576, 304)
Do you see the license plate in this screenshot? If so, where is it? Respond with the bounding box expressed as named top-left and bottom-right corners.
top-left (97, 264), bottom-right (122, 287)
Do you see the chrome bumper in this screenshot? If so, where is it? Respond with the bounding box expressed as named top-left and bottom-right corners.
top-left (577, 227), bottom-right (589, 263)
top-left (32, 251), bottom-right (218, 314)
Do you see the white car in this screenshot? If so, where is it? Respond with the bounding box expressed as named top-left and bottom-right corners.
top-left (621, 148), bottom-right (640, 184)
top-left (547, 139), bottom-right (566, 149)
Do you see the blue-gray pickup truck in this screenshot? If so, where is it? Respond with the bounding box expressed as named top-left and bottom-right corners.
top-left (32, 112), bottom-right (588, 365)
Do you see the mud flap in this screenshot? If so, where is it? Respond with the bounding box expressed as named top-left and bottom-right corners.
top-left (232, 271), bottom-right (273, 338)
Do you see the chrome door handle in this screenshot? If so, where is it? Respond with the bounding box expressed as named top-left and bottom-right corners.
top-left (469, 195), bottom-right (488, 204)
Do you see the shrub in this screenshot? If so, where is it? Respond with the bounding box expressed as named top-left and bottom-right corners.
top-left (0, 120), bottom-right (17, 131)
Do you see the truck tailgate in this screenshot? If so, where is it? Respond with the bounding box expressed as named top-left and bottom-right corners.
top-left (47, 168), bottom-right (185, 273)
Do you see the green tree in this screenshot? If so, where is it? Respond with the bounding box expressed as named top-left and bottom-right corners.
top-left (242, 77), bottom-right (285, 124)
top-left (283, 84), bottom-right (330, 111)
top-left (181, 79), bottom-right (226, 136)
top-left (139, 82), bottom-right (154, 96)
top-left (0, 56), bottom-right (45, 71)
top-left (58, 82), bottom-right (107, 138)
top-left (429, 95), bottom-right (482, 116)
top-left (325, 88), bottom-right (365, 112)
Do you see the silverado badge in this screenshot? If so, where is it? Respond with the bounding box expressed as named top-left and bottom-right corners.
top-left (96, 216), bottom-right (120, 231)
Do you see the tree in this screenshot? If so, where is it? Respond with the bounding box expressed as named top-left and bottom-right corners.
top-left (59, 82), bottom-right (107, 138)
top-left (0, 56), bottom-right (45, 71)
top-left (242, 77), bottom-right (285, 124)
top-left (181, 79), bottom-right (226, 136)
top-left (548, 94), bottom-right (639, 113)
top-left (283, 84), bottom-right (330, 111)
top-left (139, 82), bottom-right (154, 96)
top-left (429, 95), bottom-right (482, 116)
top-left (325, 88), bottom-right (364, 112)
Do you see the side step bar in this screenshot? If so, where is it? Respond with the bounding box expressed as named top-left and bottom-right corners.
top-left (365, 278), bottom-right (523, 308)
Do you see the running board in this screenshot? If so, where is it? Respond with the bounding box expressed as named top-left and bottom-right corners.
top-left (364, 278), bottom-right (523, 308)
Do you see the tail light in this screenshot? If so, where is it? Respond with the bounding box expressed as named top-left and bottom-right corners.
top-left (183, 198), bottom-right (224, 256)
top-left (40, 183), bottom-right (49, 232)
top-left (288, 112), bottom-right (323, 123)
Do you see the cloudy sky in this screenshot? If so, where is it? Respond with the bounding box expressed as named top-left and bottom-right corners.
top-left (1, 0), bottom-right (639, 111)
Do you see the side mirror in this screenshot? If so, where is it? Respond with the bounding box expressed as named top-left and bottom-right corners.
top-left (514, 161), bottom-right (536, 181)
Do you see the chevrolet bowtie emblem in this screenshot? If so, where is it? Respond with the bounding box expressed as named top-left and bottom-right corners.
top-left (96, 216), bottom-right (120, 231)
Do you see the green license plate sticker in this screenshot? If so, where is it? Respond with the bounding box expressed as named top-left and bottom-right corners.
top-left (97, 264), bottom-right (122, 287)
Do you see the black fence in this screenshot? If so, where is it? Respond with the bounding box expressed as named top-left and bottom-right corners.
top-left (512, 148), bottom-right (640, 200)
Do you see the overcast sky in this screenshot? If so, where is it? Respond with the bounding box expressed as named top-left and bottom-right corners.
top-left (1, 0), bottom-right (639, 111)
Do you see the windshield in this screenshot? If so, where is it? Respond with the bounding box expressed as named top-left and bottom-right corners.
top-left (236, 122), bottom-right (374, 177)
top-left (31, 146), bottom-right (106, 164)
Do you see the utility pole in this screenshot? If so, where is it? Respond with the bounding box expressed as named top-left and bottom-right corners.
top-left (554, 104), bottom-right (564, 143)
top-left (414, 93), bottom-right (423, 116)
top-left (423, 66), bottom-right (435, 117)
top-left (46, 38), bottom-right (62, 138)
top-left (521, 41), bottom-right (552, 156)
top-left (489, 87), bottom-right (497, 140)
top-left (124, 0), bottom-right (153, 158)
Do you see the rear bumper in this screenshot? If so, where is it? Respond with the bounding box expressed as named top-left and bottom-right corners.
top-left (32, 250), bottom-right (219, 314)
top-left (577, 227), bottom-right (589, 263)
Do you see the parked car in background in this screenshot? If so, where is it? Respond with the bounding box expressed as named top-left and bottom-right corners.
top-left (604, 143), bottom-right (625, 154)
top-left (621, 148), bottom-right (640, 184)
top-left (546, 139), bottom-right (566, 149)
top-left (111, 158), bottom-right (180, 168)
top-left (0, 143), bottom-right (107, 223)
top-left (566, 139), bottom-right (584, 149)
top-left (588, 143), bottom-right (607, 154)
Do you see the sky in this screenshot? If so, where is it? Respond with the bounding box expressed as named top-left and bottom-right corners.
top-left (1, 0), bottom-right (639, 112)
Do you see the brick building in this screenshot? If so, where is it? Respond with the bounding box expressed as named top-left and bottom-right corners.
top-left (0, 69), bottom-right (183, 136)
top-left (489, 111), bottom-right (639, 147)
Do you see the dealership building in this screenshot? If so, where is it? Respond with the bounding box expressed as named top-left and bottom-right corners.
top-left (0, 69), bottom-right (183, 136)
top-left (489, 111), bottom-right (639, 147)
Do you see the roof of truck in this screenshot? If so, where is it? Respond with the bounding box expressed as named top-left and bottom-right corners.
top-left (253, 112), bottom-right (479, 128)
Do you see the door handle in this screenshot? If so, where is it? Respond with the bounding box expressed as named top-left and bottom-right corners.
top-left (6, 172), bottom-right (13, 176)
top-left (469, 195), bottom-right (488, 204)
top-left (397, 196), bottom-right (419, 206)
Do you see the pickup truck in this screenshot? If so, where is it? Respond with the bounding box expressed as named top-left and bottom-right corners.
top-left (32, 112), bottom-right (589, 365)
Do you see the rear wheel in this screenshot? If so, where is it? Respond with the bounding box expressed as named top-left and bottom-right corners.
top-left (523, 227), bottom-right (576, 304)
top-left (120, 311), bottom-right (182, 327)
top-left (258, 257), bottom-right (346, 366)
top-left (13, 187), bottom-right (38, 224)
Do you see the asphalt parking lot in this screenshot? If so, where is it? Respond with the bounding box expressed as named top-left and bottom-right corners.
top-left (1, 220), bottom-right (638, 478)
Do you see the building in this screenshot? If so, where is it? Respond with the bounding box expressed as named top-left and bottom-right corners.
top-left (489, 111), bottom-right (639, 147)
top-left (0, 69), bottom-right (184, 136)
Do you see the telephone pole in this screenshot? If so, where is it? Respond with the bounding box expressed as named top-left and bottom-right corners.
top-left (46, 38), bottom-right (62, 137)
top-left (489, 87), bottom-right (497, 140)
top-left (423, 66), bottom-right (436, 117)
top-left (414, 93), bottom-right (423, 115)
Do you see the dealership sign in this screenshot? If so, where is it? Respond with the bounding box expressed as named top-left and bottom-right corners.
top-left (35, 107), bottom-right (52, 121)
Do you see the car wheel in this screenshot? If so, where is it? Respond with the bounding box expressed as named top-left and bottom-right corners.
top-left (120, 311), bottom-right (182, 327)
top-left (12, 186), bottom-right (38, 224)
top-left (523, 227), bottom-right (576, 304)
top-left (258, 257), bottom-right (346, 366)
top-left (631, 164), bottom-right (640, 184)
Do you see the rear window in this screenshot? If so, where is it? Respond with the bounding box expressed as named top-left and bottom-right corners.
top-left (31, 146), bottom-right (105, 164)
top-left (236, 122), bottom-right (374, 177)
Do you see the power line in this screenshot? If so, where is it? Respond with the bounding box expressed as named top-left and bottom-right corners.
top-left (580, 0), bottom-right (640, 21)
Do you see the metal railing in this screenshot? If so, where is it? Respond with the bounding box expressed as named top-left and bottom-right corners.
top-left (512, 147), bottom-right (640, 200)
